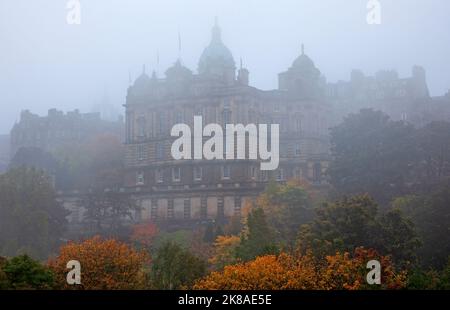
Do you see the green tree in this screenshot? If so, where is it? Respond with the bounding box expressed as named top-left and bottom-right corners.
top-left (297, 194), bottom-right (419, 264)
top-left (0, 256), bottom-right (8, 289)
top-left (236, 208), bottom-right (278, 261)
top-left (0, 167), bottom-right (68, 259)
top-left (81, 190), bottom-right (141, 237)
top-left (328, 109), bottom-right (417, 204)
top-left (151, 242), bottom-right (206, 289)
top-left (438, 258), bottom-right (450, 289)
top-left (1, 255), bottom-right (54, 289)
top-left (378, 208), bottom-right (420, 264)
top-left (415, 121), bottom-right (450, 187)
top-left (394, 182), bottom-right (450, 269)
top-left (258, 181), bottom-right (314, 247)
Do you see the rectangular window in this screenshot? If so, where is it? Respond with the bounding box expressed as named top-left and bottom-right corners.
top-left (313, 163), bottom-right (322, 183)
top-left (137, 144), bottom-right (145, 161)
top-left (295, 143), bottom-right (301, 156)
top-left (184, 199), bottom-right (191, 219)
top-left (136, 171), bottom-right (145, 186)
top-left (159, 112), bottom-right (165, 135)
top-left (222, 109), bottom-right (231, 125)
top-left (156, 168), bottom-right (164, 183)
top-left (276, 168), bottom-right (284, 181)
top-left (156, 143), bottom-right (165, 160)
top-left (221, 165), bottom-right (231, 179)
top-left (296, 119), bottom-right (302, 133)
top-left (137, 116), bottom-right (146, 137)
top-left (250, 166), bottom-right (257, 180)
top-left (260, 170), bottom-right (269, 181)
top-left (172, 167), bottom-right (181, 182)
top-left (193, 166), bottom-right (202, 181)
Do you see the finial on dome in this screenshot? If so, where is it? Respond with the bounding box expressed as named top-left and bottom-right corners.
top-left (301, 43), bottom-right (305, 55)
top-left (211, 17), bottom-right (221, 43)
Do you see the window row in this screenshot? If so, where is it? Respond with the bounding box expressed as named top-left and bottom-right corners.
top-left (134, 164), bottom-right (321, 186)
top-left (136, 142), bottom-right (303, 162)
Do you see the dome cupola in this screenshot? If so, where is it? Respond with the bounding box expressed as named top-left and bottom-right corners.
top-left (198, 18), bottom-right (236, 84)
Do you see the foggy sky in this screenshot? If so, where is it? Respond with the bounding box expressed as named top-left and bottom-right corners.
top-left (1, 0), bottom-right (449, 134)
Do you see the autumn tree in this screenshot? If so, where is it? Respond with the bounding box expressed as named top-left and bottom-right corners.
top-left (257, 181), bottom-right (314, 247)
top-left (236, 208), bottom-right (278, 261)
top-left (48, 236), bottom-right (149, 289)
top-left (321, 247), bottom-right (407, 290)
top-left (209, 235), bottom-right (240, 270)
top-left (151, 241), bottom-right (206, 289)
top-left (0, 167), bottom-right (68, 259)
top-left (194, 247), bottom-right (407, 290)
top-left (130, 221), bottom-right (159, 250)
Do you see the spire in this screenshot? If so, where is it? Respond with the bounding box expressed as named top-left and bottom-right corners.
top-left (211, 16), bottom-right (221, 43)
top-left (301, 43), bottom-right (305, 55)
top-left (178, 27), bottom-right (182, 56)
top-left (240, 57), bottom-right (243, 70)
top-left (156, 50), bottom-right (160, 71)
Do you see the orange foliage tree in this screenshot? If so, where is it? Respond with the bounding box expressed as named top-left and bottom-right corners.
top-left (130, 221), bottom-right (158, 250)
top-left (48, 236), bottom-right (150, 289)
top-left (194, 247), bottom-right (407, 290)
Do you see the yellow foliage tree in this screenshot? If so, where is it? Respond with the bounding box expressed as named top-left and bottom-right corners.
top-left (194, 247), bottom-right (407, 290)
top-left (48, 236), bottom-right (150, 289)
top-left (209, 235), bottom-right (241, 270)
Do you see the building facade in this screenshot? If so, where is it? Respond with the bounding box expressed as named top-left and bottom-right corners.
top-left (123, 21), bottom-right (331, 222)
top-left (10, 108), bottom-right (124, 159)
top-left (325, 66), bottom-right (450, 126)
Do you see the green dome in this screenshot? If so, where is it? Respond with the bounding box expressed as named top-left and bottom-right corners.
top-left (198, 20), bottom-right (235, 74)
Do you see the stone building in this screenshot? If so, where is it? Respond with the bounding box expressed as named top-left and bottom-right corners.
top-left (326, 66), bottom-right (434, 125)
top-left (123, 21), bottom-right (331, 223)
top-left (0, 135), bottom-right (9, 173)
top-left (10, 108), bottom-right (124, 159)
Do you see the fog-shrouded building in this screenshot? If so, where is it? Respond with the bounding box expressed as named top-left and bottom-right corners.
top-left (123, 20), bottom-right (331, 223)
top-left (325, 66), bottom-right (449, 126)
top-left (0, 135), bottom-right (9, 173)
top-left (10, 108), bottom-right (124, 159)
